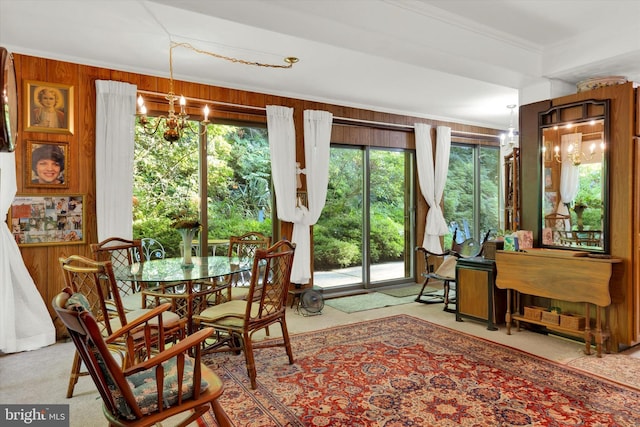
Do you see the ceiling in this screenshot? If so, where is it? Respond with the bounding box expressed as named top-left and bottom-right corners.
top-left (1, 0), bottom-right (639, 132)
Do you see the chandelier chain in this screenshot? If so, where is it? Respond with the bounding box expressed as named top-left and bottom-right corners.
top-left (170, 42), bottom-right (297, 73)
top-left (138, 41), bottom-right (297, 142)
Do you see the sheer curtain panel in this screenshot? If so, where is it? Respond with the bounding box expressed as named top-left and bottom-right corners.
top-left (266, 106), bottom-right (333, 284)
top-left (95, 80), bottom-right (137, 241)
top-left (558, 133), bottom-right (581, 228)
top-left (1, 152), bottom-right (55, 353)
top-left (291, 110), bottom-right (332, 284)
top-left (415, 124), bottom-right (451, 252)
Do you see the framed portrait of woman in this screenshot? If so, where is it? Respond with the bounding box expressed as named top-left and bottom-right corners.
top-left (25, 140), bottom-right (69, 188)
top-left (24, 80), bottom-right (74, 134)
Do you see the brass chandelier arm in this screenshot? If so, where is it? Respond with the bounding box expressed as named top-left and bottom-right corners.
top-left (170, 41), bottom-right (298, 70)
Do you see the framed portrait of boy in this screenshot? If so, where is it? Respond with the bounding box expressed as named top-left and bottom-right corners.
top-left (26, 140), bottom-right (69, 188)
top-left (24, 80), bottom-right (74, 134)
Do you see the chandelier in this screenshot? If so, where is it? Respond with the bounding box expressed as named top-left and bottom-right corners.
top-left (136, 42), bottom-right (299, 142)
top-left (554, 140), bottom-right (604, 166)
top-left (500, 104), bottom-right (518, 147)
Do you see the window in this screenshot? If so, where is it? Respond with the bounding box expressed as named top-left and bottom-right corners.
top-left (443, 143), bottom-right (500, 248)
top-left (133, 120), bottom-right (273, 256)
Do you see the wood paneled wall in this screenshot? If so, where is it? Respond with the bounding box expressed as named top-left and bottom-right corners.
top-left (10, 54), bottom-right (500, 338)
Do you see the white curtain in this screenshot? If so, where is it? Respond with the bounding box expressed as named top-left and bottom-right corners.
top-left (415, 124), bottom-right (451, 252)
top-left (0, 152), bottom-right (55, 353)
top-left (293, 110), bottom-right (332, 283)
top-left (266, 106), bottom-right (333, 284)
top-left (558, 133), bottom-right (581, 229)
top-left (95, 80), bottom-right (137, 241)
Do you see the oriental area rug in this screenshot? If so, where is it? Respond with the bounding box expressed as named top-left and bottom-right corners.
top-left (199, 314), bottom-right (640, 426)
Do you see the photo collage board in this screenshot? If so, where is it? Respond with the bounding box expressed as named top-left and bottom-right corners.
top-left (11, 195), bottom-right (84, 246)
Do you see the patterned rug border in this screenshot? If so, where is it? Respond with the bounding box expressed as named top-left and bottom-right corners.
top-left (270, 314), bottom-right (640, 391)
top-left (200, 314), bottom-right (640, 426)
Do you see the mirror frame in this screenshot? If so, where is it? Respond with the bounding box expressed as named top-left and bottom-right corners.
top-left (538, 99), bottom-right (610, 254)
top-left (1, 47), bottom-right (18, 152)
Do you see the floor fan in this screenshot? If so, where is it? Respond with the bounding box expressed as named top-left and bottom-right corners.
top-left (298, 289), bottom-right (324, 316)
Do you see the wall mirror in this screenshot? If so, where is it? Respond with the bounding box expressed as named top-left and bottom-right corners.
top-left (1, 47), bottom-right (18, 152)
top-left (539, 99), bottom-right (609, 253)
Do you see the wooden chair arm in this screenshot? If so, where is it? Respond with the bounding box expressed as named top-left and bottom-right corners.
top-left (123, 327), bottom-right (213, 375)
top-left (104, 303), bottom-right (171, 344)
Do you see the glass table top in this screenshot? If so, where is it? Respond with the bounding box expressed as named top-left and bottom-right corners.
top-left (113, 256), bottom-right (252, 283)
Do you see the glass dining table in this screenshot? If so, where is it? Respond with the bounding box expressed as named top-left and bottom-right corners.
top-left (113, 256), bottom-right (253, 334)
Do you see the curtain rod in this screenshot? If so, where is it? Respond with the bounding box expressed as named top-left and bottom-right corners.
top-left (137, 89), bottom-right (501, 139)
top-left (136, 89), bottom-right (267, 113)
top-left (333, 116), bottom-right (502, 139)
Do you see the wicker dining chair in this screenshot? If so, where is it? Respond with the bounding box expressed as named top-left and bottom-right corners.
top-left (194, 240), bottom-right (296, 389)
top-left (210, 231), bottom-right (271, 304)
top-left (91, 237), bottom-right (146, 311)
top-left (59, 255), bottom-right (185, 398)
top-left (52, 287), bottom-right (231, 427)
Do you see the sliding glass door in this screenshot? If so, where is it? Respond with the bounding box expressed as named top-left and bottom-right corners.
top-left (313, 145), bottom-right (415, 292)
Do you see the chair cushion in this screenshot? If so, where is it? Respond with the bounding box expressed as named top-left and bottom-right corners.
top-left (230, 286), bottom-right (250, 300)
top-left (120, 293), bottom-right (144, 311)
top-left (65, 292), bottom-right (91, 312)
top-left (126, 356), bottom-right (208, 416)
top-left (197, 300), bottom-right (259, 328)
top-left (107, 309), bottom-right (182, 332)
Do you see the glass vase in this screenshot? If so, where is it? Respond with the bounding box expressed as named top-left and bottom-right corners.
top-left (177, 227), bottom-right (199, 268)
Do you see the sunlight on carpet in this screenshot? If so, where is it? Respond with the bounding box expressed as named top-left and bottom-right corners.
top-left (323, 292), bottom-right (416, 313)
top-left (198, 314), bottom-right (640, 427)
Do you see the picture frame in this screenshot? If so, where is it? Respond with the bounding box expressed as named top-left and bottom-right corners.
top-left (544, 138), bottom-right (552, 162)
top-left (544, 191), bottom-right (557, 215)
top-left (25, 140), bottom-right (69, 188)
top-left (10, 194), bottom-right (85, 246)
top-left (24, 80), bottom-right (74, 134)
top-left (544, 167), bottom-right (552, 189)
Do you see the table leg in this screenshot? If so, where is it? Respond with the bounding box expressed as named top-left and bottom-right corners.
top-left (595, 305), bottom-right (603, 358)
top-left (186, 280), bottom-right (194, 335)
top-left (584, 303), bottom-right (591, 355)
top-left (505, 289), bottom-right (512, 335)
top-left (604, 306), bottom-right (611, 354)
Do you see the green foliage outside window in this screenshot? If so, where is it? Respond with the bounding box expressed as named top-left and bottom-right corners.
top-left (133, 122), bottom-right (271, 257)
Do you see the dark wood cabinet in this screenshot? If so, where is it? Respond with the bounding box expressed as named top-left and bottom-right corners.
top-left (455, 257), bottom-right (507, 330)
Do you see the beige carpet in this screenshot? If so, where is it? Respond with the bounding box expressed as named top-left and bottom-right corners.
top-left (568, 353), bottom-right (640, 389)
